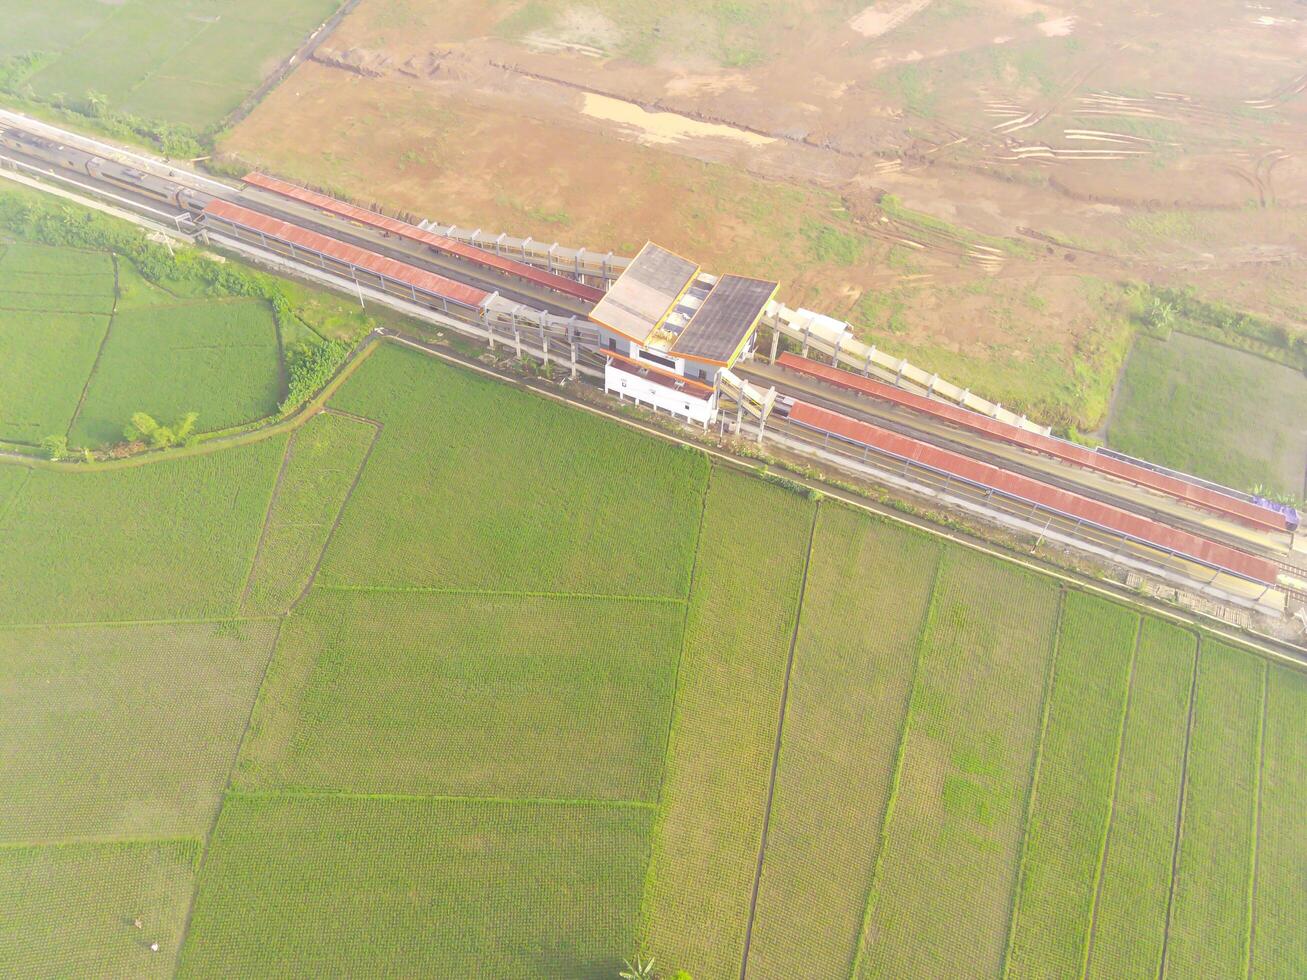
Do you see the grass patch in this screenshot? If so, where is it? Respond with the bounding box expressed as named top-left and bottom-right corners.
top-left (748, 508), bottom-right (942, 979)
top-left (1084, 618), bottom-right (1196, 979)
top-left (179, 795), bottom-right (650, 978)
top-left (0, 840), bottom-right (197, 977)
top-left (69, 299), bottom-right (283, 448)
top-left (1165, 641), bottom-right (1264, 978)
top-left (855, 551), bottom-right (1061, 977)
top-left (640, 469), bottom-right (814, 979)
top-left (1250, 667), bottom-right (1307, 977)
top-left (320, 343), bottom-right (710, 596)
top-left (1108, 332), bottom-right (1307, 496)
top-left (0, 434), bottom-right (286, 624)
top-left (4, 0), bottom-right (342, 133)
top-left (0, 620), bottom-right (276, 841)
top-left (1006, 593), bottom-right (1138, 977)
top-left (240, 411), bottom-right (377, 616)
top-left (0, 311), bottom-right (110, 444)
top-left (234, 589), bottom-right (683, 801)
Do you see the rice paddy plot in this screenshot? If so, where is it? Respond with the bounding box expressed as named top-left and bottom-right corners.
top-left (179, 795), bottom-right (650, 978)
top-left (320, 343), bottom-right (709, 597)
top-left (0, 620), bottom-right (277, 842)
top-left (240, 411), bottom-right (378, 616)
top-left (69, 299), bottom-right (284, 448)
top-left (1250, 667), bottom-right (1307, 978)
top-left (9, 0), bottom-right (345, 131)
top-left (234, 589), bottom-right (683, 801)
top-left (639, 470), bottom-right (814, 980)
top-left (1164, 640), bottom-right (1265, 979)
top-left (0, 434), bottom-right (286, 624)
top-left (0, 312), bottom-right (110, 444)
top-left (1084, 618), bottom-right (1196, 980)
top-left (0, 840), bottom-right (197, 978)
top-left (747, 507), bottom-right (942, 980)
top-left (855, 552), bottom-right (1061, 979)
top-left (1108, 332), bottom-right (1307, 497)
top-left (1005, 592), bottom-right (1138, 979)
top-left (0, 243), bottom-right (113, 278)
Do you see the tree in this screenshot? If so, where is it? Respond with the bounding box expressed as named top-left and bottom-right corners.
top-left (84, 90), bottom-right (108, 118)
top-left (619, 958), bottom-right (655, 980)
top-left (124, 412), bottom-right (160, 443)
top-left (122, 411), bottom-right (199, 449)
top-left (1145, 297), bottom-right (1176, 335)
top-left (40, 435), bottom-right (68, 461)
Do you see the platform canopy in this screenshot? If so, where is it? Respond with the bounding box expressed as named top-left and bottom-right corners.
top-left (669, 274), bottom-right (778, 365)
top-left (588, 242), bottom-right (699, 345)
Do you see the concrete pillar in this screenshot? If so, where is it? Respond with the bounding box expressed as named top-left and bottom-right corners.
top-left (769, 327), bottom-right (780, 364)
top-left (801, 322), bottom-right (812, 358)
top-left (832, 335), bottom-right (843, 366)
top-left (570, 343), bottom-right (578, 380)
top-left (514, 327), bottom-right (522, 359)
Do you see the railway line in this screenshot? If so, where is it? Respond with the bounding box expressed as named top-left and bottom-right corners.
top-left (1, 111), bottom-right (1302, 617)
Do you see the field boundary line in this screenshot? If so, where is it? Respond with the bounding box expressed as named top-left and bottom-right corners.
top-left (223, 787), bottom-right (656, 810)
top-left (0, 466), bottom-right (32, 527)
top-left (61, 252), bottom-right (118, 441)
top-left (173, 616), bottom-right (284, 975)
top-left (1081, 613), bottom-right (1145, 978)
top-left (636, 466), bottom-right (714, 947)
top-left (0, 835), bottom-right (202, 852)
top-left (1243, 662), bottom-right (1269, 978)
top-left (849, 548), bottom-right (948, 980)
top-left (1159, 633), bottom-right (1202, 979)
top-left (0, 613), bottom-right (282, 631)
top-left (1001, 586), bottom-right (1068, 978)
top-left (237, 423), bottom-right (301, 612)
top-left (739, 500), bottom-right (820, 980)
top-left (315, 583), bottom-right (688, 605)
top-left (286, 417), bottom-right (384, 613)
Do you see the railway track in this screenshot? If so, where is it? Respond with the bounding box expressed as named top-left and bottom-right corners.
top-left (737, 361), bottom-right (1296, 566)
top-left (3, 113), bottom-right (1300, 613)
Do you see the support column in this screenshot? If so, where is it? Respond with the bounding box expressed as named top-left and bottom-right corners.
top-left (769, 327), bottom-right (780, 364)
top-left (570, 343), bottom-right (578, 380)
top-left (514, 327), bottom-right (522, 359)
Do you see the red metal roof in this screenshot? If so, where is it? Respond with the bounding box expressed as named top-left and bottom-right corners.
top-left (203, 199), bottom-right (488, 308)
top-left (243, 172), bottom-right (605, 304)
top-left (778, 353), bottom-right (1289, 533)
top-left (789, 400), bottom-right (1279, 585)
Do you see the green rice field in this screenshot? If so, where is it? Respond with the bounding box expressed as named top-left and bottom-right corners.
top-left (2, 254), bottom-right (1301, 976)
top-left (2, 0), bottom-right (344, 132)
top-left (0, 242), bottom-right (286, 450)
top-left (1108, 332), bottom-right (1307, 499)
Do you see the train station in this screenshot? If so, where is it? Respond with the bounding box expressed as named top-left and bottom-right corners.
top-left (588, 242), bottom-right (778, 425)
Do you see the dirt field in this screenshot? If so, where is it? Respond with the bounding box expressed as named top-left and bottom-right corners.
top-left (220, 0), bottom-right (1307, 427)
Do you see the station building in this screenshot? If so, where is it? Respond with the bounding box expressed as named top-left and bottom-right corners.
top-left (588, 242), bottom-right (778, 425)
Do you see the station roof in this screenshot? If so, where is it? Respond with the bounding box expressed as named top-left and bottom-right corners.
top-left (588, 242), bottom-right (699, 345)
top-left (203, 199), bottom-right (488, 308)
top-left (670, 274), bottom-right (778, 365)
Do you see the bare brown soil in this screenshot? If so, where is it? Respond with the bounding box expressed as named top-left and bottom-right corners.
top-left (220, 0), bottom-right (1307, 426)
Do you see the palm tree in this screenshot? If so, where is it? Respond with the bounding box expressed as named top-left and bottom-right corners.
top-left (619, 957), bottom-right (655, 980)
top-left (85, 90), bottom-right (108, 117)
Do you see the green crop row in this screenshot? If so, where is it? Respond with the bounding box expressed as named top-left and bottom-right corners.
top-left (240, 411), bottom-right (378, 616)
top-left (639, 469), bottom-right (815, 979)
top-left (0, 839), bottom-right (197, 978)
top-left (1084, 618), bottom-right (1196, 979)
top-left (319, 345), bottom-right (711, 598)
top-left (0, 620), bottom-right (276, 842)
top-left (1164, 641), bottom-right (1265, 978)
top-left (856, 552), bottom-right (1061, 978)
top-left (179, 795), bottom-right (649, 977)
top-left (1005, 592), bottom-right (1138, 978)
top-left (748, 506), bottom-right (942, 979)
top-left (234, 589), bottom-right (684, 802)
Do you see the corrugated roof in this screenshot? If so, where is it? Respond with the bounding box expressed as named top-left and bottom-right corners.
top-left (671, 274), bottom-right (776, 364)
top-left (789, 400), bottom-right (1278, 585)
top-left (778, 353), bottom-right (1289, 533)
top-left (588, 242), bottom-right (699, 344)
top-left (243, 172), bottom-right (605, 303)
top-left (203, 199), bottom-right (488, 308)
